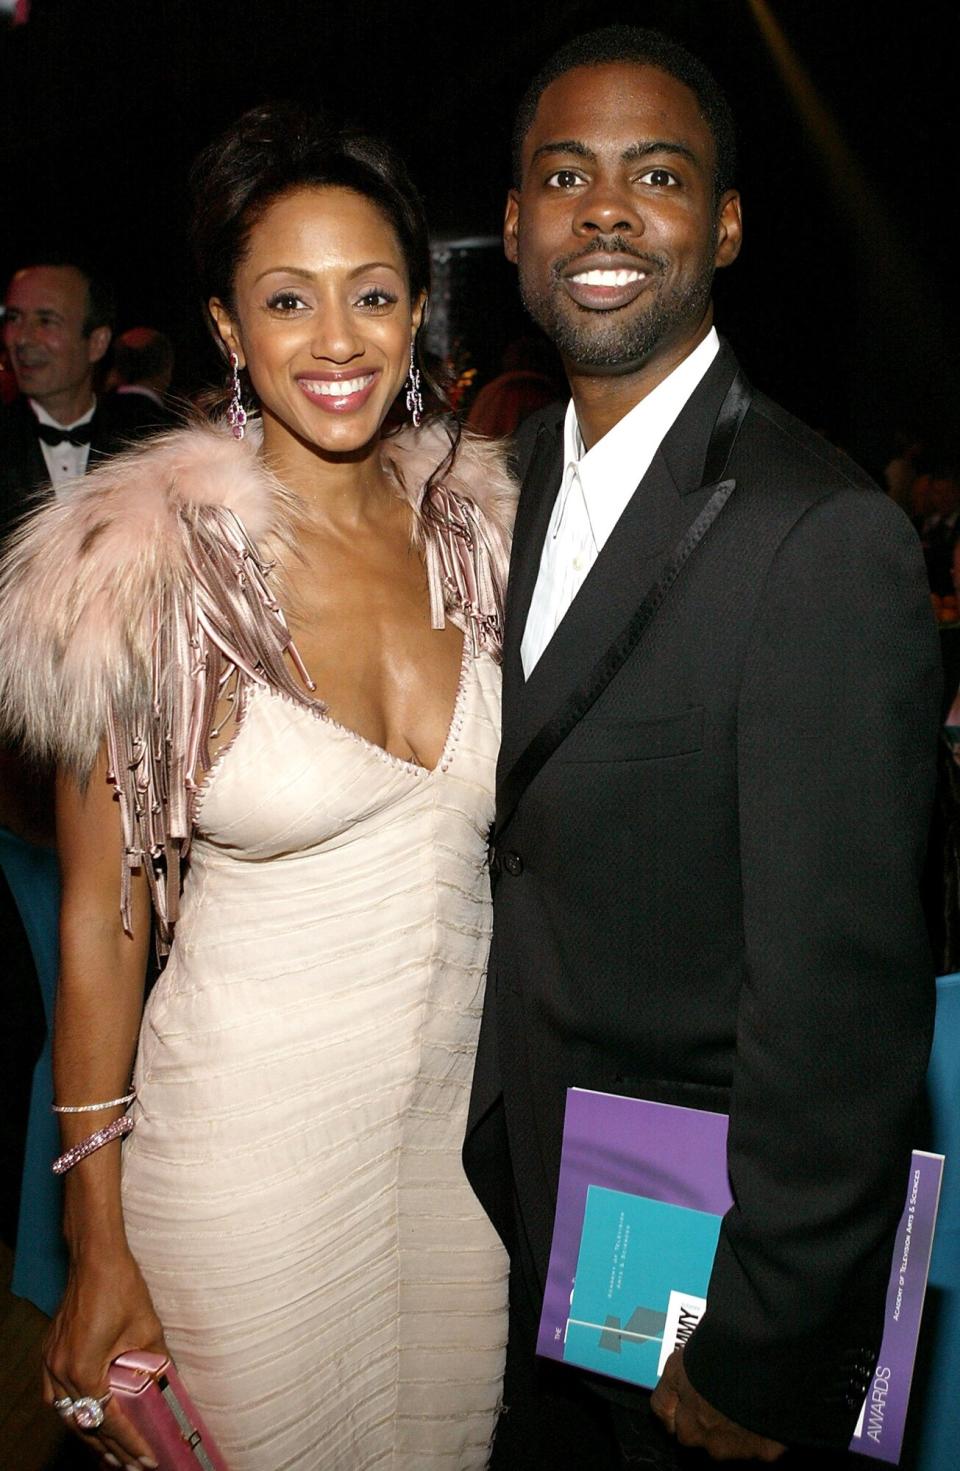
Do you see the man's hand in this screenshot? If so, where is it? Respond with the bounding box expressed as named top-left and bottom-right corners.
top-left (651, 1350), bottom-right (787, 1463)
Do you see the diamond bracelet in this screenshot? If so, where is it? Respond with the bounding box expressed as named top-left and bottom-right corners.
top-left (52, 1115), bottom-right (135, 1175)
top-left (52, 1088), bottom-right (136, 1115)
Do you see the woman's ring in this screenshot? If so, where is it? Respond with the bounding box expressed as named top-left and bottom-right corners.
top-left (71, 1392), bottom-right (112, 1430)
top-left (52, 1395), bottom-right (74, 1417)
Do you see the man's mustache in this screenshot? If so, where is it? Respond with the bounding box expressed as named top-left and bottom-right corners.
top-left (551, 238), bottom-right (667, 279)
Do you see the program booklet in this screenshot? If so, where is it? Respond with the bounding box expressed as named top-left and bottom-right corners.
top-left (537, 1088), bottom-right (943, 1464)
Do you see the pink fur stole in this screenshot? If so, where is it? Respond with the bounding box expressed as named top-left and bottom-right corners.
top-left (0, 418), bottom-right (516, 941)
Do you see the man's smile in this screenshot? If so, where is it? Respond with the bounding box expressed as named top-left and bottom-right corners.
top-left (560, 254), bottom-right (656, 311)
top-left (568, 268), bottom-right (646, 287)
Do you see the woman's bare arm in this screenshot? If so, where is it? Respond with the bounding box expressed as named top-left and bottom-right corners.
top-left (43, 753), bottom-right (165, 1468)
top-left (54, 752), bottom-right (150, 1250)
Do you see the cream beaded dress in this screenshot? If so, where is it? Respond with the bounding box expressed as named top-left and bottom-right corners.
top-left (0, 420), bottom-right (514, 1470)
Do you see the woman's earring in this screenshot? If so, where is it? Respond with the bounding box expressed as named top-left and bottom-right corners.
top-left (227, 351), bottom-right (247, 441)
top-left (405, 342), bottom-right (423, 429)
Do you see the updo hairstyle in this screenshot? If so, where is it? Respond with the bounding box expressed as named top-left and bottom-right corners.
top-left (189, 101), bottom-right (439, 433)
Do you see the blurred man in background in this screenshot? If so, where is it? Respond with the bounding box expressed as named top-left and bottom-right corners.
top-left (0, 257), bottom-right (161, 538)
top-left (106, 324), bottom-right (177, 427)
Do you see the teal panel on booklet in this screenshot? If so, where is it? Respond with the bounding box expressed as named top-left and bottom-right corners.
top-left (564, 1185), bottom-right (722, 1386)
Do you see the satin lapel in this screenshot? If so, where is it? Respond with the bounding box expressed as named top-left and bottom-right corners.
top-left (91, 406), bottom-right (139, 467)
top-left (12, 399), bottom-right (50, 493)
top-left (24, 431), bottom-right (48, 493)
top-left (496, 345), bottom-right (742, 820)
top-left (496, 447), bottom-right (685, 783)
top-left (499, 422), bottom-right (563, 751)
top-left (88, 407), bottom-right (112, 462)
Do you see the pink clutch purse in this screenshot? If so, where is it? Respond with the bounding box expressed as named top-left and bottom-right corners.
top-left (108, 1350), bottom-right (229, 1471)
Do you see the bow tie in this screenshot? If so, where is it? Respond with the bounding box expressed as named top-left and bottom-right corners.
top-left (35, 420), bottom-right (93, 448)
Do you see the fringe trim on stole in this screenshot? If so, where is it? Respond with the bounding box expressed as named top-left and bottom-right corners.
top-left (106, 504), bottom-right (318, 945)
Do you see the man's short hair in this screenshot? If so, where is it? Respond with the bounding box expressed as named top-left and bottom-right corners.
top-left (512, 25), bottom-right (737, 201)
top-left (4, 256), bottom-right (117, 336)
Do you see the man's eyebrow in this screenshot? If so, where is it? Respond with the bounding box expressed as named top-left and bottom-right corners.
top-left (528, 138), bottom-right (700, 169)
top-left (621, 140), bottom-right (699, 166)
top-left (529, 139), bottom-right (596, 167)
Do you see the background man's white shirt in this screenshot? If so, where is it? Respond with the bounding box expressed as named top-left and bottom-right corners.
top-left (30, 397), bottom-right (95, 489)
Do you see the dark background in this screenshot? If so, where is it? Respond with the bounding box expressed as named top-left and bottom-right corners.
top-left (1, 0), bottom-right (957, 472)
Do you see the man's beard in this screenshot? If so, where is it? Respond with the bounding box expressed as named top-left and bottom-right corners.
top-left (518, 245), bottom-right (716, 372)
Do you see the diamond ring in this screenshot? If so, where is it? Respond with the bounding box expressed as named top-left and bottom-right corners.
top-left (52, 1395), bottom-right (74, 1417)
top-left (71, 1392), bottom-right (112, 1431)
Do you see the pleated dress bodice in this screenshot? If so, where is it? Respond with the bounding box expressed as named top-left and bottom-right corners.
top-left (121, 648), bottom-right (508, 1471)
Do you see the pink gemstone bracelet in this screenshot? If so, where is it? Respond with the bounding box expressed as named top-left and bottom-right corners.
top-left (52, 1115), bottom-right (135, 1175)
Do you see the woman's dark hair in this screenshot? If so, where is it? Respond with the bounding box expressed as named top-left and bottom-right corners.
top-left (189, 101), bottom-right (454, 461)
top-left (190, 102), bottom-right (431, 311)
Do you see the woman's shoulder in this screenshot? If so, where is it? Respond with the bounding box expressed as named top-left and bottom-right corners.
top-left (381, 420), bottom-right (518, 661)
top-left (381, 419), bottom-right (517, 538)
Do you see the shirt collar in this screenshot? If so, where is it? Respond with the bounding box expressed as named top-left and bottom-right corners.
top-left (29, 397), bottom-right (97, 432)
top-left (116, 384), bottom-right (165, 408)
top-left (561, 328), bottom-right (720, 549)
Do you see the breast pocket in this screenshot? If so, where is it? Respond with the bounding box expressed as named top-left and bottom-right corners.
top-left (558, 704), bottom-right (704, 763)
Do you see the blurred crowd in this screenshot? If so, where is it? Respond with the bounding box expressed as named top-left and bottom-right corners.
top-left (892, 445), bottom-right (960, 622)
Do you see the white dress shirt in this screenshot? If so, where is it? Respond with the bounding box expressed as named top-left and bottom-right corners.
top-left (521, 329), bottom-right (720, 677)
top-left (30, 397), bottom-right (96, 490)
top-left (116, 383), bottom-right (166, 409)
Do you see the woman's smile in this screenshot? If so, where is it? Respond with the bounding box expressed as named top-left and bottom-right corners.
top-left (296, 368), bottom-right (380, 413)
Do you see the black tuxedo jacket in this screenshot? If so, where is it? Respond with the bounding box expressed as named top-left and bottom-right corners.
top-left (0, 393), bottom-right (166, 542)
top-left (463, 343), bottom-right (941, 1448)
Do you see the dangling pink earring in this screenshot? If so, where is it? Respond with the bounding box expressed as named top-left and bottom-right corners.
top-left (405, 342), bottom-right (423, 428)
top-left (227, 351), bottom-right (247, 440)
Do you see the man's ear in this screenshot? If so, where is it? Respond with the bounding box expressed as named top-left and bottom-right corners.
top-left (87, 325), bottom-right (112, 366)
top-left (503, 189), bottom-right (521, 266)
top-left (208, 298), bottom-right (244, 366)
top-left (714, 190), bottom-right (743, 270)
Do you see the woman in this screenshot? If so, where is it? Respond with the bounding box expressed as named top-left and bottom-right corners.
top-left (0, 104), bottom-right (513, 1470)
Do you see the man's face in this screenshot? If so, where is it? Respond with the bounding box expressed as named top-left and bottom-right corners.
top-left (2, 266), bottom-right (109, 409)
top-left (506, 62), bottom-right (742, 376)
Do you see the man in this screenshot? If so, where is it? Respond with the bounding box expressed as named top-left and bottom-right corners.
top-left (106, 324), bottom-right (178, 427)
top-left (464, 26), bottom-right (940, 1467)
top-left (0, 258), bottom-right (161, 538)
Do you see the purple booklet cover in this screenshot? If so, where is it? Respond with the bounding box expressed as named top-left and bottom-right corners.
top-left (538, 1088), bottom-right (943, 1464)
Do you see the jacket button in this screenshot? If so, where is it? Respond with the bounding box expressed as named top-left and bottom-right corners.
top-left (502, 851), bottom-right (524, 877)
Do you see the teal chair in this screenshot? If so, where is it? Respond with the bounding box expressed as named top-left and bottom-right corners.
top-left (0, 826), bottom-right (67, 1315)
top-left (907, 972), bottom-right (960, 1466)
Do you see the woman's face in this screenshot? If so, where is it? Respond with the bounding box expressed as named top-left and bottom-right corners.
top-left (211, 185), bottom-right (424, 457)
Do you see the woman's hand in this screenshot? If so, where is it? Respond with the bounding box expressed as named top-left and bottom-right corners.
top-left (43, 1249), bottom-right (167, 1470)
